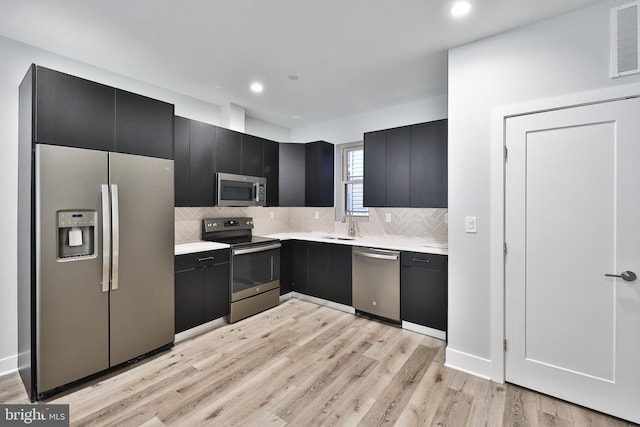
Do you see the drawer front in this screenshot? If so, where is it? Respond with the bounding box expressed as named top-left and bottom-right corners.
top-left (175, 249), bottom-right (230, 271)
top-left (400, 251), bottom-right (447, 271)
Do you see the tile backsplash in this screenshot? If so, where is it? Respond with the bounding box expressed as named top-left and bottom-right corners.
top-left (175, 207), bottom-right (448, 244)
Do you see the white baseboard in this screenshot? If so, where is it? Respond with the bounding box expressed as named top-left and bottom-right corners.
top-left (401, 321), bottom-right (446, 341)
top-left (0, 354), bottom-right (17, 377)
top-left (291, 292), bottom-right (356, 315)
top-left (174, 317), bottom-right (227, 344)
top-left (279, 292), bottom-right (294, 302)
top-left (445, 347), bottom-right (492, 380)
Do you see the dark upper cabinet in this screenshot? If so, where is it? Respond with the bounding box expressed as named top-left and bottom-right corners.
top-left (174, 116), bottom-right (190, 207)
top-left (241, 134), bottom-right (264, 177)
top-left (385, 126), bottom-right (411, 207)
top-left (279, 142), bottom-right (334, 207)
top-left (363, 120), bottom-right (447, 208)
top-left (189, 120), bottom-right (216, 207)
top-left (33, 65), bottom-right (115, 151)
top-left (214, 126), bottom-right (242, 175)
top-left (363, 130), bottom-right (386, 207)
top-left (114, 89), bottom-right (174, 159)
top-left (410, 120), bottom-right (448, 208)
top-left (173, 117), bottom-right (281, 207)
top-left (263, 140), bottom-right (279, 207)
top-left (31, 65), bottom-right (174, 159)
top-left (279, 143), bottom-right (306, 207)
top-left (305, 141), bottom-right (335, 207)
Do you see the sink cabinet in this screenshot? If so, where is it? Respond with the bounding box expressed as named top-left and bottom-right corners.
top-left (400, 251), bottom-right (447, 333)
top-left (174, 249), bottom-right (230, 333)
top-left (280, 240), bottom-right (351, 305)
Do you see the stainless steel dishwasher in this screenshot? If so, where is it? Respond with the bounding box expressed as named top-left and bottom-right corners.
top-left (352, 246), bottom-right (400, 322)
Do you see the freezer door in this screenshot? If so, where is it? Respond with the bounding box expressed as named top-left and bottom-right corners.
top-left (108, 152), bottom-right (174, 366)
top-left (35, 144), bottom-right (110, 392)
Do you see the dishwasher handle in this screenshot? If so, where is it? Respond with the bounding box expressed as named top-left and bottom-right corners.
top-left (353, 249), bottom-right (399, 261)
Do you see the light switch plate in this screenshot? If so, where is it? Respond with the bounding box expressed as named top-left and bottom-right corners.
top-left (385, 213), bottom-right (392, 223)
top-left (465, 216), bottom-right (477, 233)
top-left (314, 211), bottom-right (320, 220)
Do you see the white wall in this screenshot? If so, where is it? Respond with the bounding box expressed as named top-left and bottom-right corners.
top-left (245, 116), bottom-right (291, 142)
top-left (290, 95), bottom-right (447, 144)
top-left (447, 0), bottom-right (640, 377)
top-left (0, 35), bottom-right (261, 375)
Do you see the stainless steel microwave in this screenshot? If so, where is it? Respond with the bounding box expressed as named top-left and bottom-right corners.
top-left (216, 172), bottom-right (266, 206)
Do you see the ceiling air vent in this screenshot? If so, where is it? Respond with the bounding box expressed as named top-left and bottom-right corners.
top-left (611, 1), bottom-right (640, 78)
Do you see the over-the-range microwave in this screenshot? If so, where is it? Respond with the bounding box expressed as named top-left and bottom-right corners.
top-left (216, 172), bottom-right (266, 206)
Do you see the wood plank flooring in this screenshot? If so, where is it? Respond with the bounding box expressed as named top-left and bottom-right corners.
top-left (1, 299), bottom-right (636, 426)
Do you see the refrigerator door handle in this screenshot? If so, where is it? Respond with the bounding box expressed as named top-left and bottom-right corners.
top-left (111, 184), bottom-right (120, 290)
top-left (101, 184), bottom-right (110, 293)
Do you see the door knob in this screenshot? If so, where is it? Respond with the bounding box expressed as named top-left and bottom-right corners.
top-left (605, 270), bottom-right (637, 281)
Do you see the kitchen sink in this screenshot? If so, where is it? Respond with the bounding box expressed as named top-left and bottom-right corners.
top-left (322, 235), bottom-right (358, 241)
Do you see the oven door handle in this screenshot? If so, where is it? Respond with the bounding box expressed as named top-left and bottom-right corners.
top-left (233, 242), bottom-right (281, 256)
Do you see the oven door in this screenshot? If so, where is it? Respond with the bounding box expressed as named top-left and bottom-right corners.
top-left (231, 243), bottom-right (281, 301)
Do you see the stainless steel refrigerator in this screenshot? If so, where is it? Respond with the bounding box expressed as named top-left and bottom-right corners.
top-left (31, 144), bottom-right (174, 398)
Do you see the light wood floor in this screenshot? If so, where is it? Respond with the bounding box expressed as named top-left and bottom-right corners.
top-left (1, 299), bottom-right (636, 426)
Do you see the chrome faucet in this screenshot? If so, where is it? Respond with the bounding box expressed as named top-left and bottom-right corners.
top-left (342, 210), bottom-right (356, 237)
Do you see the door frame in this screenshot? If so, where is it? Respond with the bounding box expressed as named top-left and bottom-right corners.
top-left (489, 80), bottom-right (640, 383)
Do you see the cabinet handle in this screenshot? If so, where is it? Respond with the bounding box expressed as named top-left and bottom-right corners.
top-left (198, 256), bottom-right (215, 262)
top-left (413, 258), bottom-right (431, 264)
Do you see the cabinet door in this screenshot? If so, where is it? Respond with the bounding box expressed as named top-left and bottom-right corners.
top-left (291, 241), bottom-right (309, 294)
top-left (305, 141), bottom-right (334, 207)
top-left (115, 89), bottom-right (174, 159)
top-left (279, 143), bottom-right (306, 207)
top-left (328, 244), bottom-right (352, 305)
top-left (189, 120), bottom-right (215, 206)
top-left (279, 240), bottom-right (293, 295)
top-left (214, 126), bottom-right (242, 175)
top-left (204, 262), bottom-right (230, 321)
top-left (386, 126), bottom-right (411, 207)
top-left (34, 65), bottom-right (115, 151)
top-left (410, 120), bottom-right (448, 208)
top-left (400, 252), bottom-right (447, 331)
top-left (363, 130), bottom-right (386, 207)
top-left (175, 269), bottom-right (205, 334)
top-left (241, 134), bottom-right (264, 177)
top-left (174, 116), bottom-right (190, 207)
top-left (307, 242), bottom-right (330, 299)
top-left (263, 140), bottom-right (279, 207)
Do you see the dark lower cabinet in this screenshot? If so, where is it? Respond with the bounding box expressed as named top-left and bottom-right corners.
top-left (281, 241), bottom-right (351, 305)
top-left (400, 252), bottom-right (447, 332)
top-left (175, 249), bottom-right (230, 334)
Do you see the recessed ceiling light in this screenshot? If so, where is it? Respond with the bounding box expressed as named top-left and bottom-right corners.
top-left (451, 1), bottom-right (471, 17)
top-left (250, 82), bottom-right (263, 93)
top-left (288, 74), bottom-right (299, 81)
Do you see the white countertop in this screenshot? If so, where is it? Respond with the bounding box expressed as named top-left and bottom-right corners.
top-left (175, 241), bottom-right (230, 255)
top-left (264, 232), bottom-right (448, 256)
top-left (176, 234), bottom-right (447, 256)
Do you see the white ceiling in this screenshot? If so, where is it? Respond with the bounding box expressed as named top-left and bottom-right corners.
top-left (0, 0), bottom-right (602, 128)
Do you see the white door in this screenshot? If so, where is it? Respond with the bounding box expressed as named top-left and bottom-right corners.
top-left (505, 97), bottom-right (640, 424)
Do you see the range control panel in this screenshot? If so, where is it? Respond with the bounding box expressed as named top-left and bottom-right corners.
top-left (203, 217), bottom-right (254, 233)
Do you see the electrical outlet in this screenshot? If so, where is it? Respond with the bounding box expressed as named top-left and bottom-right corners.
top-left (385, 213), bottom-right (392, 223)
top-left (269, 211), bottom-right (274, 219)
top-left (314, 211), bottom-right (320, 220)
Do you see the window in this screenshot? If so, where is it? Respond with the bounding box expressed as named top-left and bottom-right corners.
top-left (342, 145), bottom-right (368, 218)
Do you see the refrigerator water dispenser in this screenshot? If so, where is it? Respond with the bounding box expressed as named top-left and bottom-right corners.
top-left (57, 210), bottom-right (97, 260)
